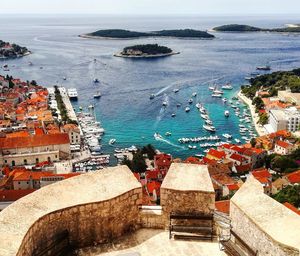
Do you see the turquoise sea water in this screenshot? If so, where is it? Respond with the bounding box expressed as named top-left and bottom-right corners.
top-left (1, 14), bottom-right (300, 159)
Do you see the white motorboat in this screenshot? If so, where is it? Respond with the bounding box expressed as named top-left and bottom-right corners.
top-left (199, 106), bottom-right (207, 114)
top-left (177, 103), bottom-right (181, 107)
top-left (185, 107), bottom-right (190, 112)
top-left (205, 119), bottom-right (213, 125)
top-left (188, 98), bottom-right (193, 104)
top-left (171, 113), bottom-right (176, 117)
top-left (173, 89), bottom-right (179, 93)
top-left (93, 91), bottom-right (101, 98)
top-left (209, 85), bottom-right (215, 91)
top-left (109, 139), bottom-right (116, 145)
top-left (201, 114), bottom-right (209, 120)
top-left (235, 139), bottom-right (241, 144)
top-left (154, 133), bottom-right (163, 140)
top-left (212, 93), bottom-right (222, 98)
top-left (223, 133), bottom-right (232, 139)
top-left (165, 132), bottom-right (172, 136)
top-left (222, 98), bottom-right (227, 103)
top-left (222, 83), bottom-right (233, 90)
top-left (203, 124), bottom-right (216, 132)
top-left (213, 88), bottom-right (224, 94)
top-left (67, 88), bottom-right (78, 99)
top-left (63, 77), bottom-right (67, 80)
top-left (162, 101), bottom-right (168, 107)
top-left (88, 104), bottom-right (94, 109)
top-left (224, 110), bottom-right (230, 117)
top-left (196, 103), bottom-right (201, 109)
top-left (192, 92), bottom-right (197, 97)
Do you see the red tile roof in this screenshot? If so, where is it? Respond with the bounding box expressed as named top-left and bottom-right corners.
top-left (211, 174), bottom-right (235, 186)
top-left (230, 153), bottom-right (247, 162)
top-left (147, 181), bottom-right (161, 196)
top-left (251, 168), bottom-right (271, 179)
top-left (215, 200), bottom-right (230, 214)
top-left (0, 189), bottom-right (36, 202)
top-left (283, 202), bottom-right (300, 215)
top-left (235, 163), bottom-right (252, 173)
top-left (226, 184), bottom-right (240, 191)
top-left (12, 171), bottom-right (52, 181)
top-left (184, 156), bottom-right (202, 164)
top-left (207, 149), bottom-right (226, 159)
top-left (285, 170), bottom-right (300, 184)
top-left (276, 140), bottom-right (292, 149)
top-left (0, 133), bottom-right (69, 149)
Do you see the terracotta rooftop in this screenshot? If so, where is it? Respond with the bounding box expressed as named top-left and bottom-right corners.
top-left (276, 140), bottom-right (292, 149)
top-left (0, 133), bottom-right (69, 149)
top-left (215, 200), bottom-right (230, 214)
top-left (285, 170), bottom-right (300, 184)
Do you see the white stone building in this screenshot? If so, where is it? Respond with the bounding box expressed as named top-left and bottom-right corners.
top-left (268, 107), bottom-right (300, 133)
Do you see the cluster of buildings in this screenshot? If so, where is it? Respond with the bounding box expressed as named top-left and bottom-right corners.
top-left (258, 89), bottom-right (300, 133)
top-left (0, 75), bottom-right (85, 209)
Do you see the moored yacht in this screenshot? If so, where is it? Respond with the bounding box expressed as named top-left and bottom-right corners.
top-left (109, 139), bottom-right (116, 145)
top-left (154, 133), bottom-right (163, 140)
top-left (150, 94), bottom-right (155, 100)
top-left (212, 93), bottom-right (222, 98)
top-left (188, 98), bottom-right (193, 104)
top-left (203, 124), bottom-right (216, 132)
top-left (93, 91), bottom-right (101, 98)
top-left (192, 92), bottom-right (197, 97)
top-left (224, 110), bottom-right (230, 117)
top-left (222, 83), bottom-right (233, 90)
top-left (185, 107), bottom-right (190, 112)
top-left (67, 88), bottom-right (78, 99)
top-left (173, 88), bottom-right (179, 93)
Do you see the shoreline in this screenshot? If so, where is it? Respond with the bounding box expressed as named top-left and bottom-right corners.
top-left (113, 51), bottom-right (180, 58)
top-left (237, 90), bottom-right (266, 137)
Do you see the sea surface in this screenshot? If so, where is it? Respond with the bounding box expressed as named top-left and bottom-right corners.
top-left (1, 14), bottom-right (300, 159)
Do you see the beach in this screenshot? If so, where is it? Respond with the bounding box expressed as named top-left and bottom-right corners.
top-left (237, 91), bottom-right (266, 137)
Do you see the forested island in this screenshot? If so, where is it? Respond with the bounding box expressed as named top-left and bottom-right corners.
top-left (114, 44), bottom-right (179, 58)
top-left (213, 24), bottom-right (300, 33)
top-left (241, 68), bottom-right (300, 98)
top-left (0, 40), bottom-right (30, 59)
top-left (80, 29), bottom-right (215, 39)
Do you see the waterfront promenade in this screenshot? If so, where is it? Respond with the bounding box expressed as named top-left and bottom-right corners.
top-left (238, 91), bottom-right (266, 137)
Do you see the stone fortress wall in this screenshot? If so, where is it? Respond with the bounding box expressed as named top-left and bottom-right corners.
top-left (0, 164), bottom-right (300, 256)
top-left (230, 176), bottom-right (300, 256)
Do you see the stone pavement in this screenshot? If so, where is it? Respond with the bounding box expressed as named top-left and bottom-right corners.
top-left (77, 229), bottom-right (226, 256)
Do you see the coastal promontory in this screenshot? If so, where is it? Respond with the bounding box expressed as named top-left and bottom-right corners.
top-left (114, 44), bottom-right (179, 58)
top-left (80, 29), bottom-right (215, 39)
top-left (0, 40), bottom-right (30, 59)
top-left (213, 24), bottom-right (300, 33)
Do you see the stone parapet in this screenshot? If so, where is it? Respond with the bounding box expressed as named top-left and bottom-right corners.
top-left (0, 166), bottom-right (142, 256)
top-left (231, 176), bottom-right (300, 256)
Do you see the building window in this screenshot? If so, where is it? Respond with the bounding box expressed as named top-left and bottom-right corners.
top-left (4, 160), bottom-right (7, 163)
top-left (55, 155), bottom-right (58, 158)
top-left (48, 157), bottom-right (51, 162)
top-left (18, 182), bottom-right (20, 184)
top-left (24, 159), bottom-right (27, 165)
top-left (12, 160), bottom-right (15, 166)
top-left (36, 158), bottom-right (39, 164)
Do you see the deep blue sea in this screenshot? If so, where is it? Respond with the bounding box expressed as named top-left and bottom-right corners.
top-left (1, 14), bottom-right (300, 159)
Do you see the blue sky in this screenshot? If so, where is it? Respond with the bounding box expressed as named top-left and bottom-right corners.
top-left (1, 0), bottom-right (300, 14)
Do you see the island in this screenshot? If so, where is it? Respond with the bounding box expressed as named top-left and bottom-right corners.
top-left (114, 44), bottom-right (179, 58)
top-left (0, 40), bottom-right (30, 59)
top-left (80, 29), bottom-right (215, 39)
top-left (213, 24), bottom-right (300, 33)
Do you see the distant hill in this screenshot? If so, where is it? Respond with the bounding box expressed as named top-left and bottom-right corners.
top-left (213, 24), bottom-right (300, 33)
top-left (81, 29), bottom-right (215, 39)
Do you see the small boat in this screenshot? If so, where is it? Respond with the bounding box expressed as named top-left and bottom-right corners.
top-left (79, 106), bottom-right (83, 110)
top-left (94, 78), bottom-right (100, 83)
top-left (256, 65), bottom-right (271, 71)
top-left (40, 66), bottom-right (43, 69)
top-left (195, 154), bottom-right (204, 158)
top-left (205, 119), bottom-right (213, 125)
top-left (28, 62), bottom-right (33, 66)
top-left (93, 91), bottom-right (102, 98)
top-left (150, 94), bottom-right (155, 100)
top-left (213, 88), bottom-right (224, 94)
top-left (196, 103), bottom-right (201, 109)
top-left (203, 124), bottom-right (216, 132)
top-left (222, 98), bottom-right (227, 103)
top-left (176, 103), bottom-right (181, 108)
top-left (199, 106), bottom-right (207, 114)
top-left (245, 77), bottom-right (252, 81)
top-left (162, 101), bottom-right (168, 107)
top-left (209, 85), bottom-right (215, 91)
top-left (188, 99), bottom-right (193, 104)
top-left (63, 77), bottom-right (67, 80)
top-left (222, 133), bottom-right (232, 139)
top-left (222, 83), bottom-right (233, 90)
top-left (188, 145), bottom-right (197, 149)
top-left (154, 133), bottom-right (162, 140)
top-left (224, 110), bottom-right (230, 117)
top-left (109, 139), bottom-right (116, 145)
top-left (171, 113), bottom-right (176, 117)
top-left (185, 107), bottom-right (190, 112)
top-left (212, 93), bottom-right (222, 98)
top-left (235, 139), bottom-right (241, 144)
top-left (192, 92), bottom-right (197, 97)
top-left (201, 114), bottom-right (209, 120)
top-left (88, 105), bottom-right (94, 109)
top-left (165, 132), bottom-right (172, 136)
top-left (173, 89), bottom-right (179, 93)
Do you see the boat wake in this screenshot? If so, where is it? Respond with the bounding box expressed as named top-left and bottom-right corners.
top-left (155, 84), bottom-right (172, 96)
top-left (154, 135), bottom-right (185, 150)
top-left (153, 94), bottom-right (169, 128)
